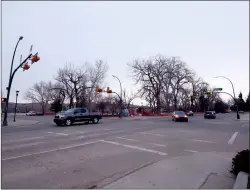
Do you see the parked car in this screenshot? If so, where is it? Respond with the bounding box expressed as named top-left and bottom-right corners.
top-left (186, 111), bottom-right (194, 116)
top-left (172, 111), bottom-right (188, 122)
top-left (53, 108), bottom-right (102, 126)
top-left (26, 111), bottom-right (36, 116)
top-left (204, 111), bottom-right (216, 119)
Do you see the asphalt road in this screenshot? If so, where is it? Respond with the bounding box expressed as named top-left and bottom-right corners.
top-left (1, 113), bottom-right (249, 189)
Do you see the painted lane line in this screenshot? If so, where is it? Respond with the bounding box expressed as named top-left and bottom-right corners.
top-left (184, 149), bottom-right (199, 153)
top-left (116, 137), bottom-right (139, 142)
top-left (100, 140), bottom-right (167, 156)
top-left (140, 132), bottom-right (167, 137)
top-left (74, 129), bottom-right (129, 140)
top-left (2, 140), bottom-right (101, 161)
top-left (55, 133), bottom-right (68, 136)
top-left (116, 137), bottom-right (166, 147)
top-left (2, 136), bottom-right (45, 144)
top-left (148, 143), bottom-right (166, 147)
top-left (192, 139), bottom-right (216, 144)
top-left (48, 132), bottom-right (53, 134)
top-left (228, 132), bottom-right (239, 145)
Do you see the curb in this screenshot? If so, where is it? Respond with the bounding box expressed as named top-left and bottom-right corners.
top-left (233, 172), bottom-right (249, 189)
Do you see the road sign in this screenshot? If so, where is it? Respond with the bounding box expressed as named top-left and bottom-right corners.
top-left (214, 88), bottom-right (222, 91)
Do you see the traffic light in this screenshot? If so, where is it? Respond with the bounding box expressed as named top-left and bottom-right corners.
top-left (106, 90), bottom-right (112, 94)
top-left (22, 63), bottom-right (30, 71)
top-left (31, 53), bottom-right (40, 64)
top-left (96, 88), bottom-right (103, 93)
top-left (106, 87), bottom-right (112, 94)
top-left (1, 98), bottom-right (7, 102)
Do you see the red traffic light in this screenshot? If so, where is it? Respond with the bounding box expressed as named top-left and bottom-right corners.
top-left (106, 90), bottom-right (112, 94)
top-left (31, 55), bottom-right (40, 64)
top-left (22, 64), bottom-right (30, 71)
top-left (96, 88), bottom-right (102, 93)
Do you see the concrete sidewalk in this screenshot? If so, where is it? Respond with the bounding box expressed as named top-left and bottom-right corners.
top-left (1, 119), bottom-right (41, 127)
top-left (104, 152), bottom-right (236, 189)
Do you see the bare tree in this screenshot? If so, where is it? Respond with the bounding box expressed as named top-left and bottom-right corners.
top-left (55, 63), bottom-right (88, 108)
top-left (122, 89), bottom-right (140, 109)
top-left (25, 81), bottom-right (51, 114)
top-left (129, 55), bottom-right (167, 113)
top-left (85, 60), bottom-right (108, 111)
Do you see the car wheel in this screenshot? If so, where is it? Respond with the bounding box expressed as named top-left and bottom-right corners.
top-left (92, 117), bottom-right (99, 124)
top-left (186, 119), bottom-right (188, 122)
top-left (65, 119), bottom-right (72, 126)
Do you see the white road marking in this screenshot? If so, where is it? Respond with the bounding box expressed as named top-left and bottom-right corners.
top-left (148, 143), bottom-right (166, 147)
top-left (140, 132), bottom-right (167, 137)
top-left (2, 136), bottom-right (45, 144)
top-left (100, 140), bottom-right (167, 156)
top-left (56, 133), bottom-right (68, 136)
top-left (74, 129), bottom-right (129, 140)
top-left (116, 136), bottom-right (167, 147)
top-left (2, 140), bottom-right (101, 161)
top-left (116, 137), bottom-right (139, 142)
top-left (48, 131), bottom-right (68, 136)
top-left (228, 132), bottom-right (239, 145)
top-left (184, 149), bottom-right (198, 153)
top-left (192, 139), bottom-right (216, 144)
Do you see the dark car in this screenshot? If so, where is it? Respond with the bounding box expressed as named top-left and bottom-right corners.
top-left (186, 111), bottom-right (194, 116)
top-left (172, 111), bottom-right (188, 122)
top-left (204, 111), bottom-right (216, 119)
top-left (53, 108), bottom-right (102, 126)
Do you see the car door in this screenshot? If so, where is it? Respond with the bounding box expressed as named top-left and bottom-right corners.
top-left (73, 109), bottom-right (82, 122)
top-left (80, 108), bottom-right (89, 121)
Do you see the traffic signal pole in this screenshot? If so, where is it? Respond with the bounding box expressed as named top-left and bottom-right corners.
top-left (3, 53), bottom-right (33, 126)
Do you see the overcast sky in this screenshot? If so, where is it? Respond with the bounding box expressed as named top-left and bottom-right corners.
top-left (2, 1), bottom-right (249, 105)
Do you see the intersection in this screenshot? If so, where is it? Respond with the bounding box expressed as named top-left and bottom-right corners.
top-left (1, 113), bottom-right (249, 188)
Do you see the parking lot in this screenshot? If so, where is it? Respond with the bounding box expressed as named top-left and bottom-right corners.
top-left (1, 113), bottom-right (249, 188)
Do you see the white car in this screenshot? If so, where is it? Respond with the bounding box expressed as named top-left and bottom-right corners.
top-left (26, 111), bottom-right (36, 116)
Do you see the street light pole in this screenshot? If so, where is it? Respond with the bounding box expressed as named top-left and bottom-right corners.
top-left (3, 36), bottom-right (23, 126)
top-left (3, 53), bottom-right (33, 126)
top-left (13, 90), bottom-right (19, 122)
top-left (112, 75), bottom-right (123, 106)
top-left (214, 76), bottom-right (240, 119)
top-left (3, 37), bottom-right (39, 126)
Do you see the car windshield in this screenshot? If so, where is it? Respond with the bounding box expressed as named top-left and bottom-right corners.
top-left (175, 111), bottom-right (185, 115)
top-left (64, 109), bottom-right (76, 113)
top-left (206, 111), bottom-right (213, 114)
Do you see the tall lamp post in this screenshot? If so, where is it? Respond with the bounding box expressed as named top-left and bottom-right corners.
top-left (13, 90), bottom-right (19, 122)
top-left (2, 36), bottom-right (40, 126)
top-left (214, 76), bottom-right (240, 119)
top-left (112, 75), bottom-right (123, 107)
